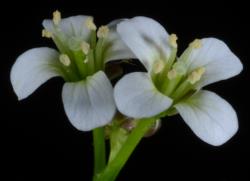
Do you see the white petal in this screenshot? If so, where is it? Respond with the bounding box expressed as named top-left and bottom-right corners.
top-left (42, 15), bottom-right (92, 41)
top-left (11, 47), bottom-right (61, 100)
top-left (117, 17), bottom-right (172, 71)
top-left (114, 72), bottom-right (173, 118)
top-left (185, 38), bottom-right (243, 87)
top-left (104, 19), bottom-right (135, 62)
top-left (175, 90), bottom-right (238, 146)
top-left (62, 71), bottom-right (116, 131)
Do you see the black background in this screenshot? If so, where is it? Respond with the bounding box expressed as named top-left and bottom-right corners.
top-left (2, 1), bottom-right (249, 180)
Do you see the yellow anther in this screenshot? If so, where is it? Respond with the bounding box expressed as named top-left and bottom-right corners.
top-left (168, 34), bottom-right (178, 48)
top-left (189, 39), bottom-right (202, 49)
top-left (85, 17), bottom-right (97, 31)
top-left (97, 26), bottom-right (109, 38)
top-left (187, 67), bottom-right (205, 84)
top-left (81, 41), bottom-right (90, 55)
top-left (196, 67), bottom-right (205, 75)
top-left (53, 10), bottom-right (61, 25)
top-left (42, 29), bottom-right (52, 38)
top-left (59, 54), bottom-right (71, 66)
top-left (153, 60), bottom-right (165, 74)
top-left (167, 69), bottom-right (177, 80)
top-left (83, 58), bottom-right (89, 64)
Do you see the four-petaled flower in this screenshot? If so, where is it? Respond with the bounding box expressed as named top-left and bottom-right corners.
top-left (114, 17), bottom-right (243, 146)
top-left (11, 11), bottom-right (134, 131)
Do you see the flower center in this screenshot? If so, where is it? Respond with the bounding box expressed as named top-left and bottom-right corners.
top-left (152, 37), bottom-right (205, 103)
top-left (42, 11), bottom-right (110, 82)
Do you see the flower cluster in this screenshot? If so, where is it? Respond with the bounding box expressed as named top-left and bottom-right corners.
top-left (11, 11), bottom-right (134, 131)
top-left (114, 17), bottom-right (243, 145)
top-left (11, 12), bottom-right (242, 146)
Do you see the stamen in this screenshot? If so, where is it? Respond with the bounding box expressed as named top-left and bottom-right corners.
top-left (97, 26), bottom-right (109, 38)
top-left (42, 29), bottom-right (52, 38)
top-left (189, 39), bottom-right (202, 49)
top-left (167, 69), bottom-right (177, 79)
top-left (85, 17), bottom-right (97, 31)
top-left (187, 67), bottom-right (205, 84)
top-left (153, 60), bottom-right (165, 74)
top-left (53, 10), bottom-right (61, 26)
top-left (84, 58), bottom-right (89, 64)
top-left (59, 54), bottom-right (71, 66)
top-left (81, 41), bottom-right (90, 55)
top-left (168, 34), bottom-right (178, 48)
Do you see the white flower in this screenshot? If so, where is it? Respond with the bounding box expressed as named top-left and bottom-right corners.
top-left (114, 17), bottom-right (243, 146)
top-left (11, 11), bottom-right (134, 131)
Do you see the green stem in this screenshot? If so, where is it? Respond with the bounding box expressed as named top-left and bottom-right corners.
top-left (95, 118), bottom-right (155, 181)
top-left (93, 127), bottom-right (106, 177)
